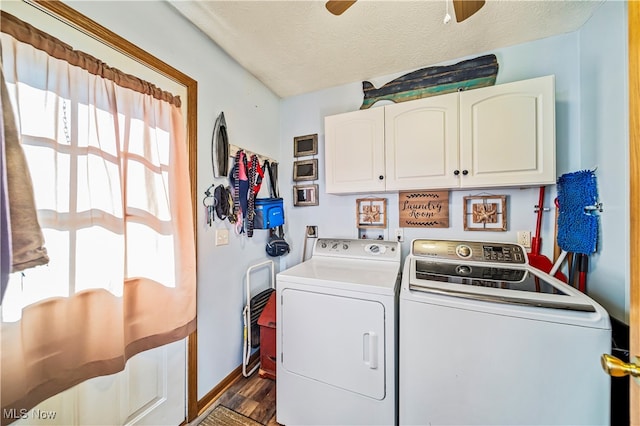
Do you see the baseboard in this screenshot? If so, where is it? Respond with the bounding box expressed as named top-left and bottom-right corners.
top-left (196, 353), bottom-right (260, 416)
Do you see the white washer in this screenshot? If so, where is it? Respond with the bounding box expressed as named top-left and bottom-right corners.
top-left (276, 238), bottom-right (401, 426)
top-left (399, 238), bottom-right (611, 426)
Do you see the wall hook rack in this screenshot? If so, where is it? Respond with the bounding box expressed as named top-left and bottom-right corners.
top-left (229, 144), bottom-right (277, 166)
top-left (584, 202), bottom-right (604, 213)
top-left (534, 205), bottom-right (550, 213)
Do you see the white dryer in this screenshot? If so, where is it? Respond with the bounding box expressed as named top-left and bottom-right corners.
top-left (399, 238), bottom-right (611, 425)
top-left (276, 238), bottom-right (401, 426)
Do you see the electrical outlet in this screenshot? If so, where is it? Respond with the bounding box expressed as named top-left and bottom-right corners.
top-left (395, 228), bottom-right (404, 242)
top-left (517, 231), bottom-right (531, 248)
top-left (215, 229), bottom-right (229, 246)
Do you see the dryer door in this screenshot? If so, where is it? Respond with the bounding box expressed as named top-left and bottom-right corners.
top-left (281, 289), bottom-right (386, 400)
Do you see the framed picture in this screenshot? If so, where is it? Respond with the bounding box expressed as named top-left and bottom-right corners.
top-left (293, 134), bottom-right (318, 157)
top-left (293, 159), bottom-right (318, 181)
top-left (463, 195), bottom-right (507, 231)
top-left (356, 198), bottom-right (387, 229)
top-left (293, 184), bottom-right (319, 206)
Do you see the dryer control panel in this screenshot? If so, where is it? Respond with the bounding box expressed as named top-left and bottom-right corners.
top-left (313, 238), bottom-right (400, 262)
top-left (411, 239), bottom-right (527, 265)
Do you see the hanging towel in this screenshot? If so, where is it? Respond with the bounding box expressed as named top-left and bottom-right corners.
top-left (1, 70), bottom-right (11, 301)
top-left (556, 169), bottom-right (599, 255)
top-left (1, 65), bottom-right (49, 296)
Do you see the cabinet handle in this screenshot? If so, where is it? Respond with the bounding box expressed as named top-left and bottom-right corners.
top-left (462, 170), bottom-right (469, 176)
top-left (454, 170), bottom-right (460, 176)
top-left (379, 175), bottom-right (384, 180)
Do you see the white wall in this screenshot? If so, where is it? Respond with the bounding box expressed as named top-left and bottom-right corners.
top-left (62, 1), bottom-right (282, 398)
top-left (578, 0), bottom-right (628, 322)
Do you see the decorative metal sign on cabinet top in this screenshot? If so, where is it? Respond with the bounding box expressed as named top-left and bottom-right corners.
top-left (360, 54), bottom-right (499, 110)
top-left (399, 191), bottom-right (449, 228)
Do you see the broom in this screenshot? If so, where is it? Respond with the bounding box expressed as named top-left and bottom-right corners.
top-left (528, 187), bottom-right (555, 275)
top-left (550, 170), bottom-right (600, 292)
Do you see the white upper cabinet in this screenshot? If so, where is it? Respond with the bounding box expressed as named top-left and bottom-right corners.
top-left (458, 75), bottom-right (556, 188)
top-left (324, 107), bottom-right (385, 193)
top-left (324, 75), bottom-right (556, 194)
top-left (385, 93), bottom-right (459, 190)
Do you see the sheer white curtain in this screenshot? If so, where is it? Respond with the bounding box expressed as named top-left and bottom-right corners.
top-left (1, 13), bottom-right (196, 414)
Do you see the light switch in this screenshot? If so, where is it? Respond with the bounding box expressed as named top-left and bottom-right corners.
top-left (215, 229), bottom-right (229, 246)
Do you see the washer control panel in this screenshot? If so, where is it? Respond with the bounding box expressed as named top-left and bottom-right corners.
top-left (314, 238), bottom-right (400, 262)
top-left (411, 239), bottom-right (527, 265)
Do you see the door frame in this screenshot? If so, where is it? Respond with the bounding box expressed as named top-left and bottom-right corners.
top-left (629, 1), bottom-right (639, 424)
top-left (26, 0), bottom-right (199, 422)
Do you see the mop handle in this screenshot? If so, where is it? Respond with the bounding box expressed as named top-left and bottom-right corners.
top-left (549, 250), bottom-right (568, 276)
top-left (531, 187), bottom-right (545, 255)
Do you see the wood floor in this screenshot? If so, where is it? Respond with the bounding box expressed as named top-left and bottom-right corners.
top-left (197, 372), bottom-right (279, 425)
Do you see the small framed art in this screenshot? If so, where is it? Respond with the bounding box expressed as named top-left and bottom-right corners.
top-left (293, 159), bottom-right (318, 181)
top-left (293, 184), bottom-right (319, 206)
top-left (293, 134), bottom-right (318, 157)
top-left (463, 195), bottom-right (507, 231)
top-left (356, 198), bottom-right (387, 229)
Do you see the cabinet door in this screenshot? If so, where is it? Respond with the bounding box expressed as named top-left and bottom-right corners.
top-left (385, 93), bottom-right (459, 190)
top-left (325, 108), bottom-right (385, 193)
top-left (459, 75), bottom-right (556, 188)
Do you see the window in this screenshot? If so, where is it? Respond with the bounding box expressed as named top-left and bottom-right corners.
top-left (1, 9), bottom-right (196, 414)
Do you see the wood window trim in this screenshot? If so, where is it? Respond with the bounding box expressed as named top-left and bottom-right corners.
top-left (26, 1), bottom-right (199, 422)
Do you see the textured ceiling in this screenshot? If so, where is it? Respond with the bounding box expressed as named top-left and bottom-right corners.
top-left (169, 0), bottom-right (604, 98)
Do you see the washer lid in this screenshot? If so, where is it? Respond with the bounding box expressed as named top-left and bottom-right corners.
top-left (278, 257), bottom-right (400, 295)
top-left (408, 259), bottom-right (596, 312)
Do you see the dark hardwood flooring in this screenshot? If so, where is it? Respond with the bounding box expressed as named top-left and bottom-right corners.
top-left (201, 372), bottom-right (279, 425)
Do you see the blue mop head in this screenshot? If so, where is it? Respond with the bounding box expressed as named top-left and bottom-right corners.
top-left (556, 170), bottom-right (599, 255)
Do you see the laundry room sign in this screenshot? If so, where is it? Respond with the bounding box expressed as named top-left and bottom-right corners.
top-left (399, 190), bottom-right (449, 228)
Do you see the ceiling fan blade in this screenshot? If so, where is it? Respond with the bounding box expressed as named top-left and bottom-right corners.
top-left (325, 0), bottom-right (357, 16)
top-left (452, 0), bottom-right (485, 22)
